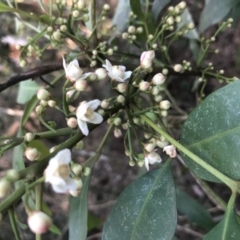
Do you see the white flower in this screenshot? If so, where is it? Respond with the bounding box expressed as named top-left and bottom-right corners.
top-left (163, 145), bottom-right (177, 158)
top-left (44, 149), bottom-right (77, 193)
top-left (76, 99), bottom-right (103, 136)
top-left (62, 57), bottom-right (91, 82)
top-left (102, 59), bottom-right (132, 82)
top-left (144, 151), bottom-right (162, 171)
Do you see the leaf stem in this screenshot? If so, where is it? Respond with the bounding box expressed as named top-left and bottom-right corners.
top-left (8, 208), bottom-right (21, 240)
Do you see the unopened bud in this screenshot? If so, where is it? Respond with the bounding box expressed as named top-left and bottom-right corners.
top-left (83, 167), bottom-right (91, 176)
top-left (122, 32), bottom-right (128, 39)
top-left (37, 89), bottom-right (50, 101)
top-left (113, 117), bottom-right (122, 126)
top-left (160, 100), bottom-right (170, 110)
top-left (67, 117), bottom-right (78, 128)
top-left (74, 79), bottom-right (88, 91)
top-left (103, 4), bottom-right (110, 11)
top-left (95, 68), bottom-right (107, 81)
top-left (116, 83), bottom-right (127, 93)
top-left (6, 169), bottom-right (20, 182)
top-left (48, 100), bottom-right (56, 108)
top-left (114, 128), bottom-right (122, 138)
top-left (77, 0), bottom-right (86, 10)
top-left (128, 26), bottom-right (136, 34)
top-left (24, 132), bottom-right (35, 142)
top-left (69, 179), bottom-right (83, 197)
top-left (25, 148), bottom-right (40, 161)
top-left (71, 164), bottom-right (83, 176)
top-left (144, 143), bottom-right (155, 153)
top-left (101, 99), bottom-right (110, 109)
top-left (173, 64), bottom-right (183, 72)
top-left (152, 73), bottom-right (165, 85)
top-left (0, 179), bottom-right (11, 198)
top-left (116, 95), bottom-right (125, 103)
top-left (139, 81), bottom-right (150, 91)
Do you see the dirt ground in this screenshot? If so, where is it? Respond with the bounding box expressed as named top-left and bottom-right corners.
top-left (0, 0), bottom-right (240, 240)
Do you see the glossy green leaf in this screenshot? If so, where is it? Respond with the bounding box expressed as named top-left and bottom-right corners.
top-left (203, 195), bottom-right (240, 239)
top-left (177, 8), bottom-right (199, 40)
top-left (21, 96), bottom-right (38, 126)
top-left (69, 174), bottom-right (92, 240)
top-left (199, 0), bottom-right (237, 33)
top-left (189, 39), bottom-right (200, 62)
top-left (17, 80), bottom-right (39, 104)
top-left (49, 224), bottom-right (61, 235)
top-left (112, 0), bottom-right (131, 32)
top-left (151, 0), bottom-right (170, 21)
top-left (177, 189), bottom-right (215, 230)
top-left (180, 80), bottom-right (240, 182)
top-left (88, 213), bottom-right (102, 231)
top-left (102, 160), bottom-right (177, 240)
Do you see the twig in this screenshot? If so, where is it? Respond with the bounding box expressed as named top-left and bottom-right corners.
top-left (177, 225), bottom-right (204, 238)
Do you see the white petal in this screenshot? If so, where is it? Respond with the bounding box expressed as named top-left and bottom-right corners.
top-left (65, 178), bottom-right (77, 191)
top-left (144, 157), bottom-right (149, 171)
top-left (87, 112), bottom-right (103, 124)
top-left (52, 183), bottom-right (69, 193)
top-left (103, 59), bottom-right (112, 73)
top-left (119, 65), bottom-right (126, 71)
top-left (53, 149), bottom-right (71, 165)
top-left (81, 72), bottom-right (92, 80)
top-left (87, 99), bottom-right (101, 110)
top-left (62, 56), bottom-right (67, 72)
top-left (114, 76), bottom-right (125, 82)
top-left (76, 102), bottom-right (88, 119)
top-left (68, 59), bottom-right (79, 68)
top-left (123, 71), bottom-right (132, 80)
top-left (78, 119), bottom-right (89, 136)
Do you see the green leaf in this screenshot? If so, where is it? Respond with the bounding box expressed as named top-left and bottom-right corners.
top-left (112, 0), bottom-right (131, 32)
top-left (176, 189), bottom-right (215, 230)
top-left (69, 174), bottom-right (92, 240)
top-left (102, 160), bottom-right (177, 240)
top-left (130, 0), bottom-right (144, 20)
top-left (21, 96), bottom-right (38, 126)
top-left (49, 224), bottom-right (61, 235)
top-left (16, 80), bottom-right (39, 104)
top-left (177, 8), bottom-right (199, 40)
top-left (199, 0), bottom-right (237, 33)
top-left (180, 80), bottom-right (240, 182)
top-left (189, 39), bottom-right (200, 62)
top-left (151, 0), bottom-right (170, 21)
top-left (203, 195), bottom-right (240, 240)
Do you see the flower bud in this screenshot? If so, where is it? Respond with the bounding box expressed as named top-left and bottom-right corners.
top-left (163, 145), bottom-right (177, 158)
top-left (67, 117), bottom-right (78, 128)
top-left (98, 109), bottom-right (105, 116)
top-left (136, 27), bottom-right (143, 33)
top-left (152, 73), bottom-right (165, 85)
top-left (47, 26), bottom-right (53, 33)
top-left (71, 164), bottom-right (83, 176)
top-left (144, 143), bottom-right (155, 153)
top-left (162, 68), bottom-right (168, 75)
top-left (187, 22), bottom-right (195, 30)
top-left (157, 139), bottom-right (169, 148)
top-left (154, 95), bottom-right (163, 102)
top-left (140, 51), bottom-right (155, 69)
top-left (52, 30), bottom-right (61, 41)
top-left (114, 128), bottom-right (122, 138)
top-left (128, 26), bottom-right (136, 34)
top-left (50, 146), bottom-right (57, 153)
top-left (25, 148), bottom-right (40, 161)
top-left (107, 48), bottom-right (113, 55)
top-left (122, 123), bottom-right (128, 130)
top-left (113, 117), bottom-right (122, 126)
top-left (66, 90), bottom-right (79, 100)
top-left (24, 132), bottom-right (35, 142)
top-left (103, 4), bottom-right (110, 11)
top-left (72, 10), bottom-right (80, 18)
top-left (133, 117), bottom-right (140, 125)
top-left (77, 0), bottom-right (86, 10)
top-left (129, 160), bottom-right (135, 167)
top-left (116, 83), bottom-right (127, 93)
top-left (161, 110), bottom-right (168, 117)
top-left (69, 179), bottom-right (83, 197)
top-left (137, 160), bottom-right (145, 167)
top-left (95, 68), bottom-right (107, 80)
top-left (83, 167), bottom-right (91, 176)
top-left (74, 79), bottom-right (88, 91)
top-left (178, 1), bottom-right (186, 9)
top-left (151, 86), bottom-right (160, 96)
top-left (6, 169), bottom-right (20, 182)
top-left (139, 81), bottom-right (150, 91)
top-left (20, 59), bottom-right (27, 67)
top-left (160, 100), bottom-right (170, 110)
top-left (82, 14), bottom-right (89, 22)
top-left (37, 89), bottom-right (50, 101)
top-left (101, 99), bottom-right (110, 109)
top-left (48, 100), bottom-right (56, 108)
top-left (27, 211), bottom-right (52, 234)
top-left (173, 64), bottom-right (183, 72)
top-left (166, 16), bottom-right (174, 25)
top-left (116, 95), bottom-right (125, 103)
top-left (0, 179), bottom-right (11, 198)
top-left (40, 100), bottom-right (48, 107)
top-left (122, 32), bottom-right (128, 39)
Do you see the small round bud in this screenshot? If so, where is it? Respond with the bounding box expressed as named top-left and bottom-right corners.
top-left (173, 64), bottom-right (183, 72)
top-left (178, 1), bottom-right (186, 9)
top-left (175, 16), bottom-right (182, 23)
top-left (139, 81), bottom-right (150, 91)
top-left (116, 83), bottom-right (127, 93)
top-left (50, 146), bottom-right (57, 153)
top-left (24, 132), bottom-right (35, 142)
top-left (95, 68), bottom-right (107, 81)
top-left (98, 109), bottom-right (105, 116)
top-left (47, 26), bottom-right (53, 33)
top-left (67, 117), bottom-right (78, 128)
top-left (28, 211), bottom-right (52, 234)
top-left (157, 140), bottom-right (169, 148)
top-left (74, 79), bottom-right (88, 91)
top-left (144, 143), bottom-right (155, 153)
top-left (160, 100), bottom-right (170, 110)
top-left (161, 110), bottom-right (168, 117)
top-left (82, 14), bottom-right (89, 22)
top-left (101, 99), bottom-right (110, 109)
top-left (52, 30), bottom-right (61, 41)
top-left (122, 123), bottom-right (128, 130)
top-left (129, 160), bottom-right (135, 167)
top-left (162, 68), bottom-right (168, 75)
top-left (219, 69), bottom-right (224, 74)
top-left (166, 16), bottom-right (174, 25)
top-left (20, 59), bottom-right (27, 68)
top-left (116, 95), bottom-right (125, 103)
top-left (133, 117), bottom-right (140, 125)
top-left (114, 128), bottom-right (122, 138)
top-left (72, 10), bottom-right (80, 18)
top-left (6, 169), bottom-right (20, 182)
top-left (228, 18), bottom-right (233, 23)
top-left (37, 89), bottom-right (50, 101)
top-left (40, 100), bottom-right (48, 107)
top-left (152, 43), bottom-right (158, 49)
top-left (151, 86), bottom-right (160, 96)
top-left (152, 73), bottom-right (165, 85)
top-left (103, 4), bottom-right (110, 11)
top-left (174, 6), bottom-right (180, 14)
top-left (137, 160), bottom-right (144, 167)
top-left (214, 49), bottom-right (219, 54)
top-left (69, 179), bottom-right (83, 197)
top-left (90, 60), bottom-right (97, 67)
top-left (77, 0), bottom-right (86, 10)
top-left (48, 100), bottom-right (56, 108)
top-left (0, 179), bottom-right (11, 198)
top-left (92, 50), bottom-right (97, 56)
top-left (107, 48), bottom-right (113, 55)
top-left (83, 167), bottom-right (91, 176)
top-left (187, 22), bottom-right (195, 30)
top-left (148, 34), bottom-right (154, 40)
top-left (122, 32), bottom-right (128, 39)
top-left (71, 164), bottom-right (83, 176)
top-left (35, 105), bottom-right (43, 114)
top-left (136, 27), bottom-right (143, 33)
top-left (113, 117), bottom-right (122, 126)
top-left (128, 25), bottom-right (136, 34)
top-left (25, 148), bottom-right (40, 161)
top-left (113, 46), bottom-right (118, 51)
top-left (60, 25), bottom-right (67, 32)
top-left (131, 35), bottom-right (136, 41)
top-left (168, 6), bottom-right (174, 11)
top-left (154, 95), bottom-right (163, 102)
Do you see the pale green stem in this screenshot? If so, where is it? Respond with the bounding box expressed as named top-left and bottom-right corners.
top-left (35, 183), bottom-right (42, 240)
top-left (8, 208), bottom-right (21, 240)
top-left (133, 105), bottom-right (239, 192)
